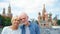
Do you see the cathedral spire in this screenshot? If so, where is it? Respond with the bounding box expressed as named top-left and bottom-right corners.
top-left (8, 4), bottom-right (11, 14)
top-left (42, 4), bottom-right (46, 20)
top-left (3, 8), bottom-right (5, 14)
top-left (42, 4), bottom-right (46, 14)
top-left (42, 4), bottom-right (48, 21)
top-left (7, 4), bottom-right (12, 18)
top-left (2, 8), bottom-right (5, 16)
top-left (38, 12), bottom-right (41, 15)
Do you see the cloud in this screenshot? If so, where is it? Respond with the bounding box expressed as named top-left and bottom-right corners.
top-left (0, 0), bottom-right (59, 19)
top-left (10, 0), bottom-right (58, 13)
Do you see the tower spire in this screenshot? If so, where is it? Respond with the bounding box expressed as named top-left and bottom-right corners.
top-left (42, 4), bottom-right (46, 14)
top-left (7, 4), bottom-right (12, 18)
top-left (2, 8), bottom-right (5, 16)
top-left (8, 4), bottom-right (11, 14)
top-left (42, 4), bottom-right (46, 20)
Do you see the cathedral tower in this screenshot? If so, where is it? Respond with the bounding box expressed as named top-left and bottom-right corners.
top-left (7, 4), bottom-right (12, 18)
top-left (2, 8), bottom-right (5, 16)
top-left (42, 4), bottom-right (48, 21)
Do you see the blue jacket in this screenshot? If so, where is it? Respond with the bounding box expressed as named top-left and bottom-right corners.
top-left (20, 21), bottom-right (40, 34)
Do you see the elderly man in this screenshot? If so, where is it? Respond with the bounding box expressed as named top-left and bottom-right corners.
top-left (19, 12), bottom-right (40, 34)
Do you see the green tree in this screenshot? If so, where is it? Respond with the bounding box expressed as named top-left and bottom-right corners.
top-left (0, 15), bottom-right (11, 27)
top-left (4, 17), bottom-right (11, 26)
top-left (1, 16), bottom-right (5, 26)
top-left (0, 15), bottom-right (2, 25)
top-left (57, 20), bottom-right (60, 25)
top-left (0, 15), bottom-right (5, 27)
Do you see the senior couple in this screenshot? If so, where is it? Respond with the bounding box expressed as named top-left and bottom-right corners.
top-left (1, 12), bottom-right (40, 34)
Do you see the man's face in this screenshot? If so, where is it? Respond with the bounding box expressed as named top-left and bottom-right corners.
top-left (20, 15), bottom-right (28, 24)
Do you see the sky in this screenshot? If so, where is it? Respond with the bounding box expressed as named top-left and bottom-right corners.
top-left (0, 0), bottom-right (60, 20)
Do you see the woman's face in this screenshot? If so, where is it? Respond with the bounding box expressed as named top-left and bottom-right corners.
top-left (12, 17), bottom-right (20, 26)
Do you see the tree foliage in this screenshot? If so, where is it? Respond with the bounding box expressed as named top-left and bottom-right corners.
top-left (0, 15), bottom-right (11, 27)
top-left (57, 20), bottom-right (60, 25)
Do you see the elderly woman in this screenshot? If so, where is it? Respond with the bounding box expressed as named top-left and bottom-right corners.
top-left (1, 16), bottom-right (21, 34)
